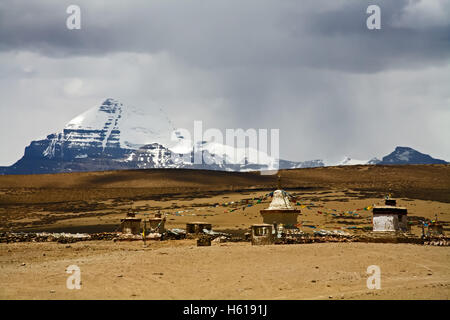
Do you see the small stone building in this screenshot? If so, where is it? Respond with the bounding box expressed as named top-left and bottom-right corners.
top-left (197, 235), bottom-right (212, 246)
top-left (186, 222), bottom-right (212, 234)
top-left (251, 224), bottom-right (274, 245)
top-left (148, 213), bottom-right (166, 234)
top-left (372, 198), bottom-right (408, 232)
top-left (120, 212), bottom-right (142, 235)
top-left (260, 190), bottom-right (300, 230)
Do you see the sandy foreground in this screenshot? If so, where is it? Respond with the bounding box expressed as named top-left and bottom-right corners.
top-left (1, 166), bottom-right (449, 300)
top-left (1, 241), bottom-right (449, 300)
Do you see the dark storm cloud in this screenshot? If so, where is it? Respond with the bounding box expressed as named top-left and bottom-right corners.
top-left (1, 0), bottom-right (449, 72)
top-left (299, 0), bottom-right (450, 72)
top-left (0, 0), bottom-right (449, 166)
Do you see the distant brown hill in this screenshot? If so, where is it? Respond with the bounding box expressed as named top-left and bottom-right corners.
top-left (0, 165), bottom-right (449, 203)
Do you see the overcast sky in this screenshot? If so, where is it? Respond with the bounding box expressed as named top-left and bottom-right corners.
top-left (0, 0), bottom-right (449, 165)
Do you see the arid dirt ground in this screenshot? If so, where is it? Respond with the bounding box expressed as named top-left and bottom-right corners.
top-left (0, 165), bottom-right (449, 299)
top-left (1, 241), bottom-right (449, 300)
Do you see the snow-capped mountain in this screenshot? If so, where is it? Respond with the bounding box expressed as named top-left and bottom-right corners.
top-left (330, 156), bottom-right (382, 166)
top-left (279, 159), bottom-right (325, 169)
top-left (0, 99), bottom-right (311, 174)
top-left (0, 99), bottom-right (447, 175)
top-left (333, 157), bottom-right (369, 166)
top-left (378, 147), bottom-right (447, 165)
top-left (44, 98), bottom-right (177, 159)
top-left (367, 157), bottom-right (381, 165)
top-left (326, 149), bottom-right (447, 167)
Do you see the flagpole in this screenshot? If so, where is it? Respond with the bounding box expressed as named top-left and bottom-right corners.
top-left (143, 218), bottom-right (146, 247)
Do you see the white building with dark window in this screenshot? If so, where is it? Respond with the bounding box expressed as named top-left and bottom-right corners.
top-left (372, 198), bottom-right (408, 232)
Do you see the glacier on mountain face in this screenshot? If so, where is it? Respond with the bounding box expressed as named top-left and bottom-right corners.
top-left (65, 98), bottom-right (176, 150)
top-left (173, 139), bottom-right (280, 170)
top-left (388, 148), bottom-right (411, 162)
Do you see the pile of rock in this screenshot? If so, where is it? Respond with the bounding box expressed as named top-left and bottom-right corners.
top-left (356, 232), bottom-right (423, 244)
top-left (279, 234), bottom-right (355, 245)
top-left (0, 232), bottom-right (120, 243)
top-left (90, 232), bottom-right (121, 241)
top-left (313, 229), bottom-right (351, 237)
top-left (273, 228), bottom-right (354, 244)
top-left (0, 232), bottom-right (91, 243)
top-left (423, 236), bottom-right (450, 246)
top-left (164, 228), bottom-right (186, 240)
top-left (227, 236), bottom-right (247, 242)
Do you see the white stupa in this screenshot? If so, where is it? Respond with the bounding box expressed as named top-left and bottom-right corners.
top-left (267, 190), bottom-right (294, 210)
top-left (260, 174), bottom-right (300, 228)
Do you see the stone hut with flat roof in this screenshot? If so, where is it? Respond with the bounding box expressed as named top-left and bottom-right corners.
top-left (148, 213), bottom-right (166, 234)
top-left (251, 224), bottom-right (274, 245)
top-left (120, 212), bottom-right (142, 235)
top-left (186, 222), bottom-right (212, 235)
top-left (372, 197), bottom-right (408, 232)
